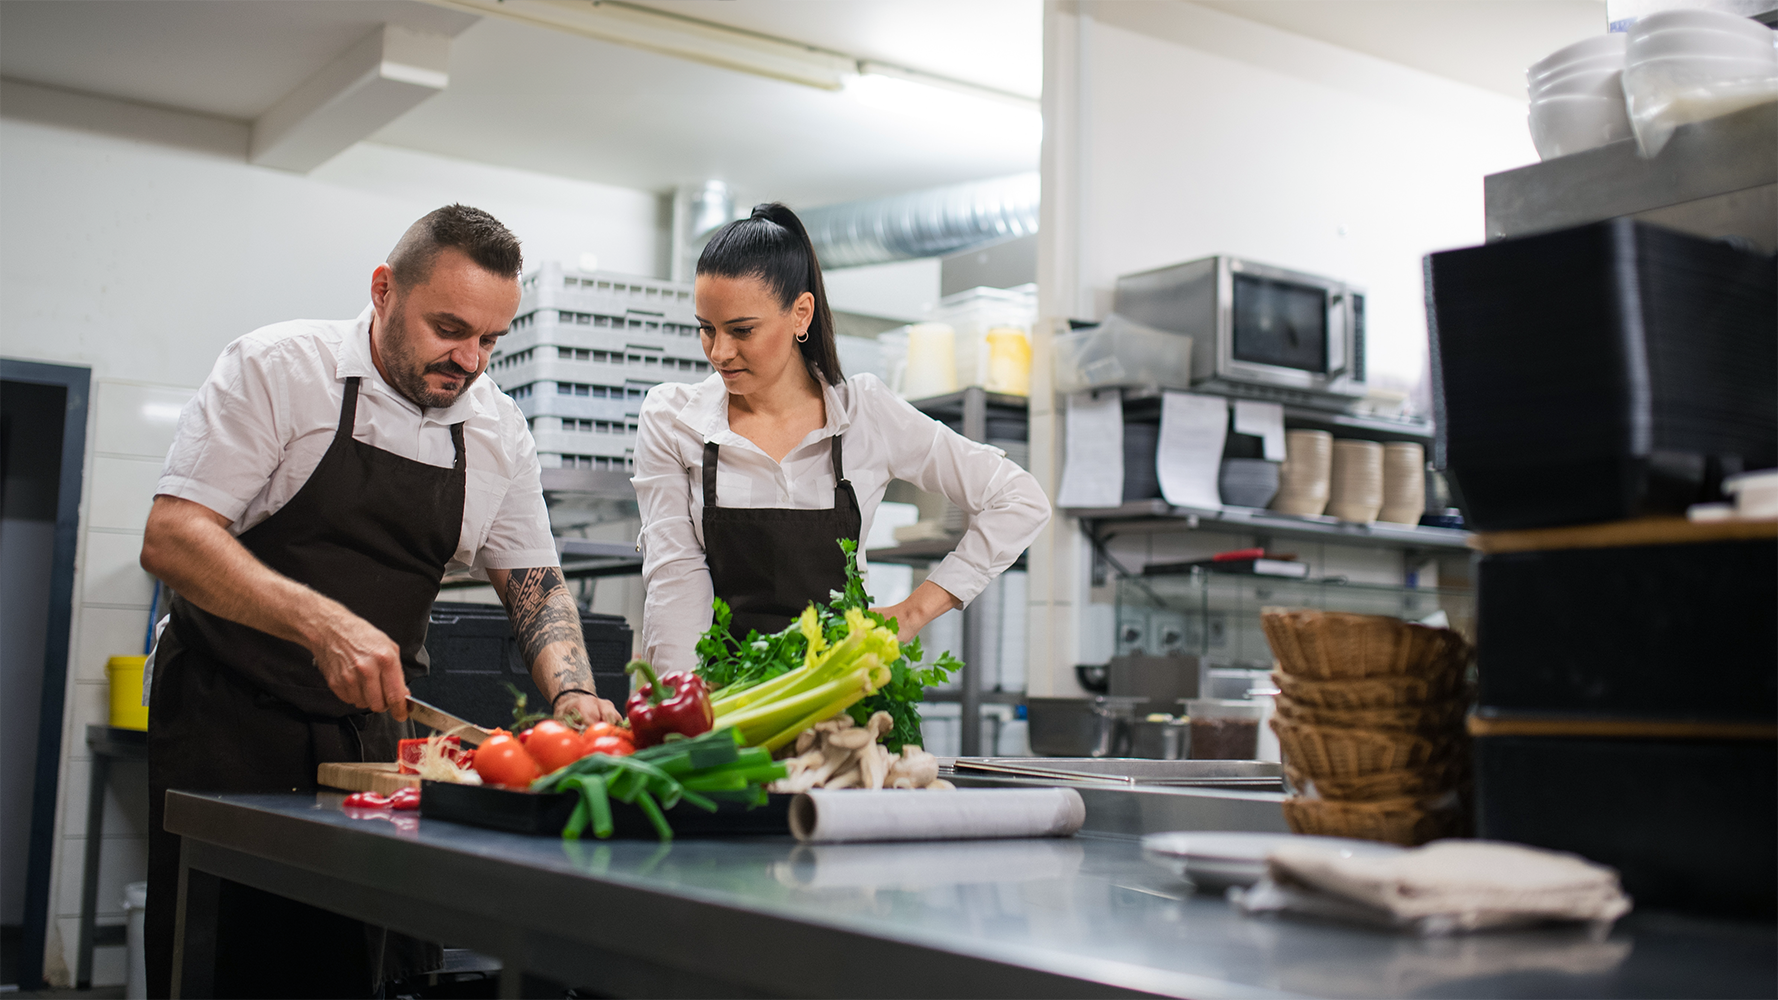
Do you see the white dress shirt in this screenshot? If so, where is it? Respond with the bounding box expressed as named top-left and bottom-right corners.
top-left (157, 305), bottom-right (557, 573)
top-left (632, 372), bottom-right (1051, 673)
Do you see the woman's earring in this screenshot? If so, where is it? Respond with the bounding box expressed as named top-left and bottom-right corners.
top-left (796, 328), bottom-right (810, 343)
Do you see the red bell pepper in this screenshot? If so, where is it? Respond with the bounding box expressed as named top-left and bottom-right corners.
top-left (624, 659), bottom-right (713, 748)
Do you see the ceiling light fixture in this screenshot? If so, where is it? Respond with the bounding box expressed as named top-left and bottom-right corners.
top-left (845, 62), bottom-right (1041, 142)
top-left (416, 0), bottom-right (1038, 111)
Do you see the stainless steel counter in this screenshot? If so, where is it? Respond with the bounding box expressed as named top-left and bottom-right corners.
top-left (163, 790), bottom-right (1776, 999)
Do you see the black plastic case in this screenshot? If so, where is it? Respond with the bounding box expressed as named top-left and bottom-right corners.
top-left (1475, 539), bottom-right (1777, 721)
top-left (1473, 735), bottom-right (1776, 917)
top-left (420, 781), bottom-right (792, 838)
top-left (412, 601), bottom-right (632, 729)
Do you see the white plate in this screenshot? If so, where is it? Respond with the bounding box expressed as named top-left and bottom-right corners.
top-left (1141, 831), bottom-right (1404, 891)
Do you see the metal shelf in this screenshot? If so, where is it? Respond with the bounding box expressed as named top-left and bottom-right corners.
top-left (1118, 389), bottom-right (1433, 443)
top-left (1066, 499), bottom-right (1473, 552)
top-left (907, 388), bottom-right (1030, 422)
top-left (922, 689), bottom-right (1026, 705)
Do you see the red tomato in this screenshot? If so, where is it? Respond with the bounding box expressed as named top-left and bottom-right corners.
top-left (526, 719), bottom-right (586, 773)
top-left (472, 733), bottom-right (541, 789)
top-left (586, 734), bottom-right (634, 757)
top-left (515, 727), bottom-right (534, 745)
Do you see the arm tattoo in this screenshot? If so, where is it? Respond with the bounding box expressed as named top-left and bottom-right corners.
top-left (501, 567), bottom-right (591, 689)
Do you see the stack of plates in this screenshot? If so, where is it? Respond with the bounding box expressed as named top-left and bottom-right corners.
top-left (1378, 443), bottom-right (1426, 525)
top-left (1622, 9), bottom-right (1778, 156)
top-left (1271, 430), bottom-right (1332, 516)
top-left (1327, 439), bottom-right (1383, 523)
top-left (1219, 459), bottom-right (1280, 509)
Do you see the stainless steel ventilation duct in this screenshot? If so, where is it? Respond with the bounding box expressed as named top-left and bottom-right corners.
top-left (802, 173), bottom-right (1039, 269)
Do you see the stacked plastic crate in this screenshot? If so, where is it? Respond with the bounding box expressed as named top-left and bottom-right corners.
top-left (491, 262), bottom-right (711, 471)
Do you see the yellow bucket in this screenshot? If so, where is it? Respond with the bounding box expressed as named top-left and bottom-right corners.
top-left (105, 656), bottom-right (149, 731)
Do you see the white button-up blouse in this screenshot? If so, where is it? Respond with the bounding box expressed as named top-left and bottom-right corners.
top-left (631, 372), bottom-right (1052, 673)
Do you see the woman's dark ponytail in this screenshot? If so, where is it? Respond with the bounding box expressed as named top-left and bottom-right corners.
top-left (697, 202), bottom-right (842, 386)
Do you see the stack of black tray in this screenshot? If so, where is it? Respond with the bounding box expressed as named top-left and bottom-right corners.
top-left (411, 601), bottom-right (632, 729)
top-left (1426, 219), bottom-right (1775, 532)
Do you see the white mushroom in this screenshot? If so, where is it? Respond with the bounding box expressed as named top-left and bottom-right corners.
top-left (886, 745), bottom-right (940, 789)
top-left (860, 743), bottom-right (892, 790)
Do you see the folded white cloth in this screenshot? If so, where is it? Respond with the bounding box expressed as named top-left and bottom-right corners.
top-left (1243, 840), bottom-right (1632, 934)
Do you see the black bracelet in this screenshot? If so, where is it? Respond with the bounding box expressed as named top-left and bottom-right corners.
top-left (551, 687), bottom-right (597, 707)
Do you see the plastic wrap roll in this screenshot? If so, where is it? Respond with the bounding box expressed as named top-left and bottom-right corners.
top-left (789, 788), bottom-right (1086, 843)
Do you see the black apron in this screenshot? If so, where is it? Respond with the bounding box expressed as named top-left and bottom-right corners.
top-left (702, 434), bottom-right (863, 639)
top-left (147, 376), bottom-right (460, 998)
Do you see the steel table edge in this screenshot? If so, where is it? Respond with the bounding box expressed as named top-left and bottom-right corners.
top-left (163, 791), bottom-right (1280, 999)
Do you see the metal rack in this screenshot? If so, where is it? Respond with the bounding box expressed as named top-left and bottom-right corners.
top-left (869, 386), bottom-right (1032, 757)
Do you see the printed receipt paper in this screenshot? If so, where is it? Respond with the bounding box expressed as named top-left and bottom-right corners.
top-left (1057, 391), bottom-right (1124, 509)
top-left (1157, 392), bottom-right (1228, 509)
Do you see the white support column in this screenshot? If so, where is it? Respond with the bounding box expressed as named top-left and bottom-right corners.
top-left (1028, 1), bottom-right (1096, 699)
top-left (250, 24), bottom-right (453, 173)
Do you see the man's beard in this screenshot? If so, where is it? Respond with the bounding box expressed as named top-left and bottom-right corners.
top-left (382, 305), bottom-right (482, 409)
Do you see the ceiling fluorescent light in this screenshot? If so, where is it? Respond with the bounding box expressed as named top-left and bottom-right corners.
top-left (845, 64), bottom-right (1041, 143)
top-left (415, 0), bottom-right (1040, 112)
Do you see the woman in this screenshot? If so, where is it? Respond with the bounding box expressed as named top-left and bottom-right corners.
top-left (632, 202), bottom-right (1051, 673)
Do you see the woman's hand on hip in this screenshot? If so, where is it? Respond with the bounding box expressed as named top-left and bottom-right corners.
top-left (873, 580), bottom-right (963, 643)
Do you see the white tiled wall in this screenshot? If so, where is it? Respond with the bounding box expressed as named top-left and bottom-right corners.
top-left (42, 379), bottom-right (191, 986)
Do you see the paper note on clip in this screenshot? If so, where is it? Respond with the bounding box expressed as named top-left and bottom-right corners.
top-left (1233, 400), bottom-right (1287, 461)
top-left (1157, 392), bottom-right (1227, 509)
top-left (1057, 391), bottom-right (1124, 509)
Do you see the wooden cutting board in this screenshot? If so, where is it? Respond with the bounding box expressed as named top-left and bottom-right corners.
top-left (318, 761), bottom-right (419, 795)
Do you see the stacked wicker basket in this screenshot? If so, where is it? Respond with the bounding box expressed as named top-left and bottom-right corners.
top-left (1261, 607), bottom-right (1473, 845)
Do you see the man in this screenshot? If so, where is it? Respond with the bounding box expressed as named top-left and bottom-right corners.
top-left (140, 205), bottom-right (621, 998)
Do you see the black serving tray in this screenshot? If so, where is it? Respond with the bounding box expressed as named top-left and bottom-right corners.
top-left (420, 780), bottom-right (793, 838)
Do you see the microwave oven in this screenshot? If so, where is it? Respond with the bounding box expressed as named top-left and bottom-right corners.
top-left (1112, 256), bottom-right (1366, 408)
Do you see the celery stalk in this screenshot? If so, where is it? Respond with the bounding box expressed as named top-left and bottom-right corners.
top-left (757, 686), bottom-right (872, 753)
top-left (713, 627), bottom-right (869, 717)
top-left (724, 667), bottom-right (872, 744)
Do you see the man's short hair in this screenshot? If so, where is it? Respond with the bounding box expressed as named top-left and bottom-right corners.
top-left (387, 204), bottom-right (523, 287)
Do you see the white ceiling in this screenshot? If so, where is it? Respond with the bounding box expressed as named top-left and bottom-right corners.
top-left (1197, 1), bottom-right (1607, 99)
top-left (0, 0), bottom-right (1604, 207)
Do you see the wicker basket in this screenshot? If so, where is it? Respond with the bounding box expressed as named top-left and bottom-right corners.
top-left (1282, 795), bottom-right (1464, 846)
top-left (1271, 669), bottom-right (1464, 710)
top-left (1273, 694), bottom-right (1465, 733)
top-left (1272, 716), bottom-right (1449, 777)
top-left (1286, 757), bottom-right (1466, 802)
top-left (1261, 608), bottom-right (1470, 682)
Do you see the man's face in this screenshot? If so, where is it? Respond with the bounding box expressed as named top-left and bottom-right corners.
top-left (371, 248), bottom-right (521, 410)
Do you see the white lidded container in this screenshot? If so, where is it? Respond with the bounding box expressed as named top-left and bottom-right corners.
top-left (124, 880), bottom-right (148, 999)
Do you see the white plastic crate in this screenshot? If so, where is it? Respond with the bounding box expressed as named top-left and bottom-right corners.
top-left (495, 263), bottom-right (710, 473)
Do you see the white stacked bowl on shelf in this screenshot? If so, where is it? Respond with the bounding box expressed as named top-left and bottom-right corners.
top-left (1327, 439), bottom-right (1385, 524)
top-left (1623, 9), bottom-right (1778, 155)
top-left (1272, 430), bottom-right (1334, 517)
top-left (1527, 33), bottom-right (1631, 160)
top-left (1378, 443), bottom-right (1427, 525)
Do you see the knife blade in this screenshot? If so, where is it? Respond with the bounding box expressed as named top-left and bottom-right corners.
top-left (405, 697), bottom-right (493, 746)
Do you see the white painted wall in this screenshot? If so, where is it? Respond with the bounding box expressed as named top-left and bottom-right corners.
top-left (0, 79), bottom-right (664, 984)
top-left (1027, 1), bottom-right (1537, 696)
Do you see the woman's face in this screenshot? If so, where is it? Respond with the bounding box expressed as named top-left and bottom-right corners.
top-left (695, 274), bottom-right (815, 397)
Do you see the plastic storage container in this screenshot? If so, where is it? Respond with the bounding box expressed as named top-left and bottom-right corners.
top-left (1053, 314), bottom-right (1193, 395)
top-left (414, 602), bottom-right (632, 729)
top-left (1182, 698), bottom-right (1264, 759)
top-left (106, 656), bottom-right (148, 730)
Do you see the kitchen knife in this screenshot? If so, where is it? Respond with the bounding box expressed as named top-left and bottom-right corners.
top-left (405, 697), bottom-right (494, 746)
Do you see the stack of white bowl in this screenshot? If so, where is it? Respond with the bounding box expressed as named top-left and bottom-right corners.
top-left (1528, 33), bottom-right (1632, 160)
top-left (1327, 440), bottom-right (1384, 524)
top-left (1378, 443), bottom-right (1427, 525)
top-left (1272, 430), bottom-right (1333, 516)
top-left (1622, 9), bottom-right (1778, 156)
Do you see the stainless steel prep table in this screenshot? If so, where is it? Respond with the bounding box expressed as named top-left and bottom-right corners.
top-left (163, 791), bottom-right (1776, 999)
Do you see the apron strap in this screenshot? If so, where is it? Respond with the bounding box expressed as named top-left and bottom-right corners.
top-left (702, 441), bottom-right (720, 508)
top-left (830, 433), bottom-right (847, 485)
top-left (449, 422), bottom-right (466, 471)
top-left (335, 377), bottom-right (361, 443)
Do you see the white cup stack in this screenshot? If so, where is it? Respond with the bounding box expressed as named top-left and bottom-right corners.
top-left (1327, 439), bottom-right (1384, 524)
top-left (1527, 33), bottom-right (1632, 160)
top-left (1378, 443), bottom-right (1427, 525)
top-left (1622, 9), bottom-right (1778, 156)
top-left (1272, 430), bottom-right (1333, 517)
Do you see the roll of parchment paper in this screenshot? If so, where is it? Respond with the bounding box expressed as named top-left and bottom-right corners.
top-left (789, 788), bottom-right (1087, 843)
